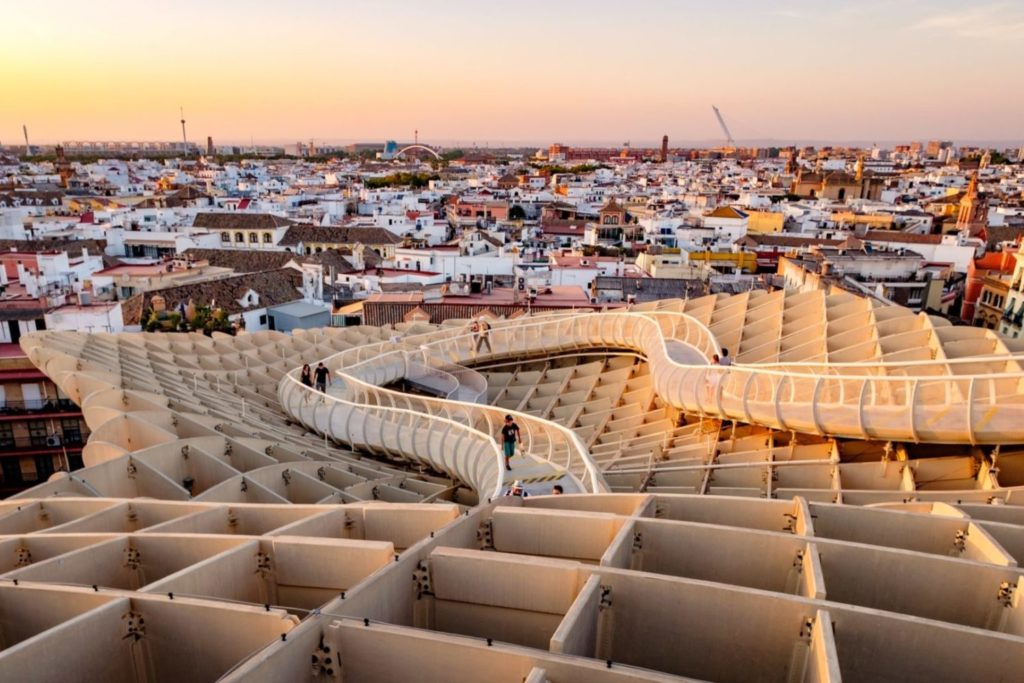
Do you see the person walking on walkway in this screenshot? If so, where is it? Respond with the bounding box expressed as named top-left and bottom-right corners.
top-left (504, 480), bottom-right (529, 498)
top-left (314, 362), bottom-right (331, 395)
top-left (300, 363), bottom-right (313, 403)
top-left (472, 318), bottom-right (492, 355)
top-left (705, 354), bottom-right (723, 404)
top-left (500, 414), bottom-right (520, 471)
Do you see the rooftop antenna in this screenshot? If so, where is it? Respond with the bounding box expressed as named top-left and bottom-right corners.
top-left (711, 105), bottom-right (736, 148)
top-left (179, 107), bottom-right (188, 148)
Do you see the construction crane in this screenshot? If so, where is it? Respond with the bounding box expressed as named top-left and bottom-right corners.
top-left (711, 105), bottom-right (735, 149)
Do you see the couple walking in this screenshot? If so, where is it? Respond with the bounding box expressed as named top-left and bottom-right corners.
top-left (470, 317), bottom-right (492, 355)
top-left (300, 362), bottom-right (331, 401)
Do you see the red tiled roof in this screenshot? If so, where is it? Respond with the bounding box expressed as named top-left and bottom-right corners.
top-left (862, 230), bottom-right (942, 245)
top-left (540, 220), bottom-right (586, 236)
top-left (279, 225), bottom-right (403, 247)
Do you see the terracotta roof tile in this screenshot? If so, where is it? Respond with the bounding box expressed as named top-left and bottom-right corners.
top-left (136, 269), bottom-right (303, 319)
top-left (192, 213), bottom-right (294, 231)
top-left (180, 248), bottom-right (297, 272)
top-left (279, 225), bottom-right (403, 247)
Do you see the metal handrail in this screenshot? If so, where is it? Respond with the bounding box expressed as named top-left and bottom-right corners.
top-left (0, 399), bottom-right (80, 413)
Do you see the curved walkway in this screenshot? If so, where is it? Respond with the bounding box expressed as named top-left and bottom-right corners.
top-left (279, 309), bottom-right (1024, 501)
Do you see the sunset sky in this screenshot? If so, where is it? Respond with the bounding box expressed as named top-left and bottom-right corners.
top-left (2, 0), bottom-right (1022, 146)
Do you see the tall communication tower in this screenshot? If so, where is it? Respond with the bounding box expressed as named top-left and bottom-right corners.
top-left (179, 107), bottom-right (188, 148)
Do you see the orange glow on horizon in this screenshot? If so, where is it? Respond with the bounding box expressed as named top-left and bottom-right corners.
top-left (2, 1), bottom-right (1022, 146)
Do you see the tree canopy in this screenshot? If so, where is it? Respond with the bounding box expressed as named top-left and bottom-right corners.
top-left (363, 172), bottom-right (438, 189)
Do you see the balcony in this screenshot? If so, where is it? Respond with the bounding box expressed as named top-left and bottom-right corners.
top-left (0, 399), bottom-right (80, 417)
top-left (0, 432), bottom-right (85, 453)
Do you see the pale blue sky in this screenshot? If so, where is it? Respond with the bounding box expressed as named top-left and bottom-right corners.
top-left (2, 0), bottom-right (1021, 145)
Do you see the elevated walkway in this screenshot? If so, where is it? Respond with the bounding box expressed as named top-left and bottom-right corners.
top-left (279, 308), bottom-right (1024, 500)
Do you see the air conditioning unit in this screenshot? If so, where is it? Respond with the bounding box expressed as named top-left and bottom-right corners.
top-left (45, 434), bottom-right (62, 447)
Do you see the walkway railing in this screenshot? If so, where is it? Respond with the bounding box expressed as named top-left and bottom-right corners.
top-left (278, 377), bottom-right (508, 500)
top-left (279, 309), bottom-right (1024, 499)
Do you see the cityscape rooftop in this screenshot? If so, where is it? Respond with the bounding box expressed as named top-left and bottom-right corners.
top-left (2, 1), bottom-right (1024, 681)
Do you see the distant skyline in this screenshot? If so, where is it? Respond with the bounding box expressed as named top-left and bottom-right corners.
top-left (2, 1), bottom-right (1022, 146)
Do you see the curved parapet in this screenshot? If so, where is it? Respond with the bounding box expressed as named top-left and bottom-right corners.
top-left (279, 311), bottom-right (717, 498)
top-left (279, 308), bottom-right (1024, 500)
top-left (279, 376), bottom-right (510, 502)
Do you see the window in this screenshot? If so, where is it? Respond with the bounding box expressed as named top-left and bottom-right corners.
top-left (21, 383), bottom-right (42, 409)
top-left (34, 455), bottom-right (55, 481)
top-left (61, 418), bottom-right (82, 445)
top-left (235, 232), bottom-right (244, 243)
top-left (0, 423), bottom-right (13, 448)
top-left (221, 232), bottom-right (230, 242)
top-left (263, 232), bottom-right (272, 243)
top-left (28, 420), bottom-right (48, 447)
top-left (259, 314), bottom-right (267, 325)
top-left (1, 457), bottom-right (22, 485)
top-left (249, 233), bottom-right (258, 243)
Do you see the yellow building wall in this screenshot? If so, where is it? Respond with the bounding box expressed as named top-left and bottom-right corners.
top-left (688, 251), bottom-right (758, 273)
top-left (746, 212), bottom-right (784, 234)
top-left (830, 212), bottom-right (893, 229)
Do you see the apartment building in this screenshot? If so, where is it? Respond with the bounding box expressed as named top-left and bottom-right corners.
top-left (0, 344), bottom-right (88, 495)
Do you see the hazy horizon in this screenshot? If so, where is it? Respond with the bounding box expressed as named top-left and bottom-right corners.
top-left (4, 136), bottom-right (1024, 151)
top-left (3, 1), bottom-right (1022, 146)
